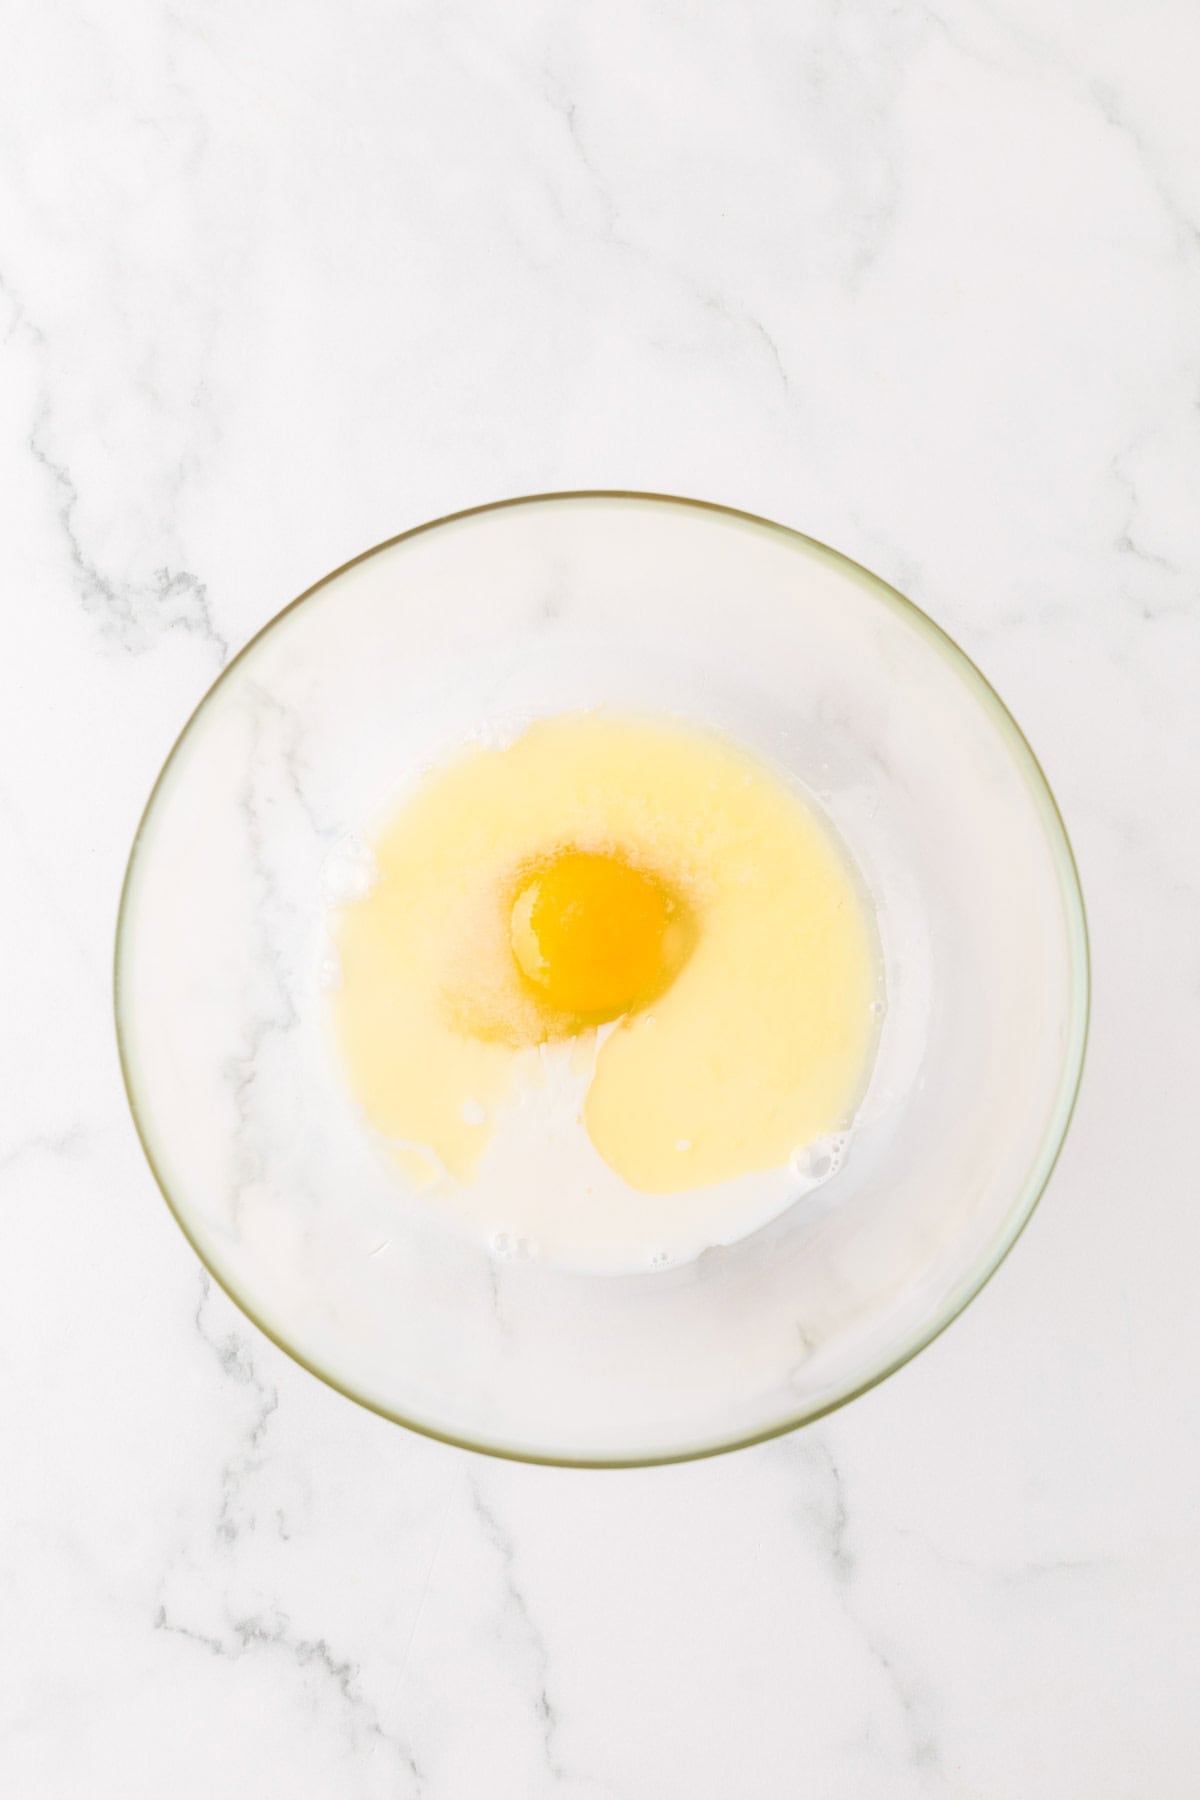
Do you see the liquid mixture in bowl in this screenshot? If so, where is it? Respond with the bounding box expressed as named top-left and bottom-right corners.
top-left (330, 710), bottom-right (883, 1272)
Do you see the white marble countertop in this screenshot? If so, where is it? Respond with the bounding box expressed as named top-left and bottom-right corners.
top-left (3, 2), bottom-right (1198, 1794)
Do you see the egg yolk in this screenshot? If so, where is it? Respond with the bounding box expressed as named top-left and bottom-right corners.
top-left (510, 849), bottom-right (681, 1021)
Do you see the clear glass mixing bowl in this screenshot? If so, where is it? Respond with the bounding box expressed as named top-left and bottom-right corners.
top-left (115, 494), bottom-right (1089, 1465)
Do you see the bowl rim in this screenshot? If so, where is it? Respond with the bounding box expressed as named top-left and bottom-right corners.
top-left (114, 489), bottom-right (1091, 1468)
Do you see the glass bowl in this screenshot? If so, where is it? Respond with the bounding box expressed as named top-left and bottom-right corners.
top-left (115, 493), bottom-right (1089, 1466)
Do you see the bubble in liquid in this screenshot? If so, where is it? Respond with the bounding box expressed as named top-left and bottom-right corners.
top-left (789, 1132), bottom-right (848, 1195)
top-left (490, 1231), bottom-right (537, 1260)
top-left (675, 1138), bottom-right (692, 1152)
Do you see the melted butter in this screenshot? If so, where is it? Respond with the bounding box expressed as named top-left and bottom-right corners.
top-left (331, 712), bottom-right (880, 1200)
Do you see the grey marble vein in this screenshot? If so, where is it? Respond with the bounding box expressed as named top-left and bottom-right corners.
top-left (2, 232), bottom-right (226, 668)
top-left (154, 1600), bottom-right (424, 1793)
top-left (1089, 80), bottom-right (1200, 260)
top-left (192, 1273), bottom-right (282, 1544)
top-left (0, 1122), bottom-right (95, 1175)
top-left (784, 1434), bottom-right (946, 1777)
top-left (26, 395), bottom-right (227, 665)
top-left (466, 1476), bottom-right (594, 1791)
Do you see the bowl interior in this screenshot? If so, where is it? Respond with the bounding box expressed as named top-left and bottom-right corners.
top-left (116, 494), bottom-right (1088, 1464)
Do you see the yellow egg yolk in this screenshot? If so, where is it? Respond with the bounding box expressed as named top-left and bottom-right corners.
top-left (510, 849), bottom-right (681, 1021)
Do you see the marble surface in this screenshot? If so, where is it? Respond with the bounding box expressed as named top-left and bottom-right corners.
top-left (2, 0), bottom-right (1198, 1792)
